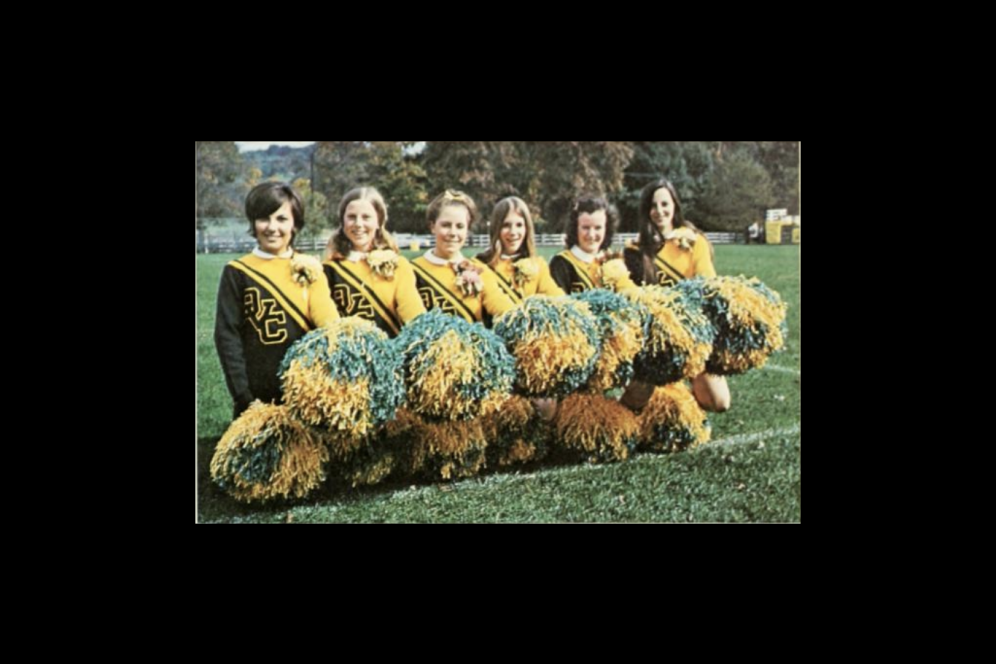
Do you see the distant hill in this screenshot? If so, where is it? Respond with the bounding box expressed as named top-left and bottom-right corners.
top-left (243, 144), bottom-right (315, 182)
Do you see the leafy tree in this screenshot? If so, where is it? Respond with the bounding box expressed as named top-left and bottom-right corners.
top-left (697, 149), bottom-right (776, 231)
top-left (195, 141), bottom-right (245, 227)
top-left (291, 178), bottom-right (331, 246)
top-left (366, 142), bottom-right (430, 233)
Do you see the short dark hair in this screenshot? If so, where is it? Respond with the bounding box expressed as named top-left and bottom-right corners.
top-left (245, 182), bottom-right (305, 239)
top-left (565, 195), bottom-right (617, 250)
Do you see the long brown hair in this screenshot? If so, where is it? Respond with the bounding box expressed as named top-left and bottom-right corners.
top-left (634, 178), bottom-right (709, 283)
top-left (478, 196), bottom-right (538, 268)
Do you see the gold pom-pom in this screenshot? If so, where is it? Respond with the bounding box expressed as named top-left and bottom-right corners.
top-left (383, 410), bottom-right (488, 481)
top-left (553, 394), bottom-right (639, 463)
top-left (480, 395), bottom-right (550, 467)
top-left (624, 285), bottom-right (714, 385)
top-left (210, 402), bottom-right (328, 503)
top-left (703, 276), bottom-right (788, 375)
top-left (638, 383), bottom-right (711, 453)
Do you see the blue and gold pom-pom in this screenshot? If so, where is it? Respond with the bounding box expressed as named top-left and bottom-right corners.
top-left (572, 290), bottom-right (646, 392)
top-left (638, 383), bottom-right (711, 453)
top-left (480, 395), bottom-right (551, 467)
top-left (382, 408), bottom-right (488, 481)
top-left (553, 393), bottom-right (640, 464)
top-left (392, 310), bottom-right (515, 421)
top-left (494, 296), bottom-right (601, 398)
top-left (331, 431), bottom-right (403, 488)
top-left (279, 318), bottom-right (405, 445)
top-left (700, 276), bottom-right (788, 375)
top-left (368, 408), bottom-right (420, 481)
top-left (210, 402), bottom-right (328, 503)
top-left (625, 280), bottom-right (716, 386)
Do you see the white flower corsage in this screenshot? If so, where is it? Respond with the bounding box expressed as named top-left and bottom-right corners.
top-left (367, 249), bottom-right (399, 280)
top-left (512, 258), bottom-right (539, 289)
top-left (291, 253), bottom-right (322, 286)
top-left (664, 227), bottom-right (698, 251)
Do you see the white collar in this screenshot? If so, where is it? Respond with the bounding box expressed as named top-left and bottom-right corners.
top-left (346, 251), bottom-right (366, 263)
top-left (253, 246), bottom-right (294, 260)
top-left (570, 245), bottom-right (597, 263)
top-left (424, 250), bottom-right (464, 266)
top-left (500, 254), bottom-right (521, 261)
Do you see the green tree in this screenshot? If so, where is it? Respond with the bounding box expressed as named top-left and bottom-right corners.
top-left (755, 141), bottom-right (800, 214)
top-left (698, 149), bottom-right (776, 231)
top-left (422, 142), bottom-right (635, 233)
top-left (366, 142), bottom-right (429, 233)
top-left (421, 141), bottom-right (522, 230)
top-left (312, 141), bottom-right (371, 206)
top-left (530, 141), bottom-right (634, 232)
top-left (291, 178), bottom-right (331, 247)
top-left (195, 141), bottom-right (245, 227)
top-left (620, 142), bottom-right (716, 230)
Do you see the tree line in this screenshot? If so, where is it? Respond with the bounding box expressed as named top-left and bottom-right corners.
top-left (196, 141), bottom-right (799, 240)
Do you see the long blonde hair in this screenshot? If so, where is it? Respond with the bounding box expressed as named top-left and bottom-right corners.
top-left (325, 186), bottom-right (398, 260)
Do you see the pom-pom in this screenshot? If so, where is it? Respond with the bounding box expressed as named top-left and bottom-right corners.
top-left (626, 280), bottom-right (716, 386)
top-left (279, 318), bottom-right (405, 443)
top-left (553, 394), bottom-right (640, 463)
top-left (210, 402), bottom-right (328, 503)
top-left (393, 310), bottom-right (515, 421)
top-left (700, 276), bottom-right (788, 375)
top-left (494, 296), bottom-right (600, 398)
top-left (637, 383), bottom-right (711, 453)
top-left (480, 395), bottom-right (551, 467)
top-left (572, 289), bottom-right (645, 392)
top-left (383, 409), bottom-right (488, 481)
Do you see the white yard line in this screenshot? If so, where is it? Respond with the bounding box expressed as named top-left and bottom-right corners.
top-left (460, 423), bottom-right (803, 487)
top-left (763, 364), bottom-right (801, 376)
top-left (710, 423), bottom-right (801, 447)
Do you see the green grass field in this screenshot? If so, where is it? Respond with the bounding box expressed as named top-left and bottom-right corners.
top-left (196, 244), bottom-right (801, 522)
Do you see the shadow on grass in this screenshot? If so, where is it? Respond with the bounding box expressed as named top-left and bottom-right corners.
top-left (196, 431), bottom-right (621, 523)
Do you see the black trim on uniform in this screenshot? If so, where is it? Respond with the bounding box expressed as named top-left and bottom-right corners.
top-left (411, 263), bottom-right (477, 322)
top-left (330, 261), bottom-right (402, 332)
top-left (234, 259), bottom-right (313, 331)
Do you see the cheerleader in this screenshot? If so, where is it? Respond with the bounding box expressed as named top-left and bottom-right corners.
top-left (620, 178), bottom-right (730, 413)
top-left (323, 186), bottom-right (425, 337)
top-left (410, 189), bottom-right (515, 326)
top-left (549, 195), bottom-right (636, 293)
top-left (476, 196), bottom-right (564, 302)
top-left (214, 182), bottom-right (338, 418)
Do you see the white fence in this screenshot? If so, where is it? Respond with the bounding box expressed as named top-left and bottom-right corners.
top-left (196, 231), bottom-right (744, 254)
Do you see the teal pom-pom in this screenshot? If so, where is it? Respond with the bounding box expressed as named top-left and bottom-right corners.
top-left (631, 278), bottom-right (716, 386)
top-left (572, 289), bottom-right (647, 392)
top-left (278, 318), bottom-right (405, 437)
top-left (392, 310), bottom-right (515, 421)
top-left (699, 276), bottom-right (788, 375)
top-left (493, 296), bottom-right (601, 398)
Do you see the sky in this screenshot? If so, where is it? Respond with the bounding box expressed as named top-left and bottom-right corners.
top-left (235, 142), bottom-right (315, 153)
top-left (234, 141), bottom-right (426, 155)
